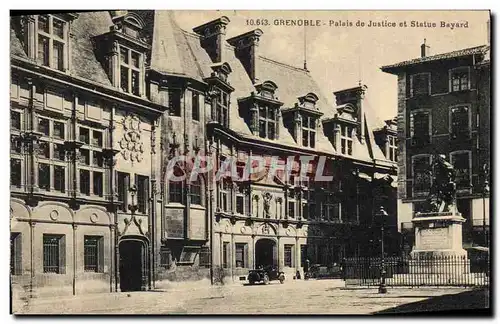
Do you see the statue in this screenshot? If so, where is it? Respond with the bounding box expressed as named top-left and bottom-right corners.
top-left (263, 192), bottom-right (272, 218)
top-left (426, 154), bottom-right (456, 213)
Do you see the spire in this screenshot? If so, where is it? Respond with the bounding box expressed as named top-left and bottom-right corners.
top-left (303, 24), bottom-right (308, 71)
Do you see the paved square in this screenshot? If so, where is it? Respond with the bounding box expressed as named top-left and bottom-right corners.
top-left (13, 279), bottom-right (488, 315)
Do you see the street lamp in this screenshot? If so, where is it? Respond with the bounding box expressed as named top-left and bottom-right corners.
top-left (376, 205), bottom-right (388, 294)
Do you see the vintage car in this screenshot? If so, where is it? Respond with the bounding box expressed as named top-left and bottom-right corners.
top-left (247, 266), bottom-right (285, 285)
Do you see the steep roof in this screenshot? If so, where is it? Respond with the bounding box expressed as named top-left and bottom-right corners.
top-left (381, 45), bottom-right (489, 73)
top-left (10, 12), bottom-right (113, 87)
top-left (150, 11), bottom-right (210, 82)
top-left (10, 28), bottom-right (27, 58)
top-left (70, 11), bottom-right (113, 86)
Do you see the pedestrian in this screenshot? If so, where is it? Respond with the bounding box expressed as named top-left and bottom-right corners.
top-left (304, 259), bottom-right (310, 280)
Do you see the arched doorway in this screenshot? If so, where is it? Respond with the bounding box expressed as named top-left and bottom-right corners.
top-left (119, 237), bottom-right (149, 292)
top-left (255, 238), bottom-right (277, 268)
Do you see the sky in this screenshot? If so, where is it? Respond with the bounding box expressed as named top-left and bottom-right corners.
top-left (174, 10), bottom-right (490, 126)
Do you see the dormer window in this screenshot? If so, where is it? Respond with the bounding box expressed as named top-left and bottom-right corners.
top-left (205, 62), bottom-right (234, 128)
top-left (340, 125), bottom-right (353, 155)
top-left (94, 12), bottom-right (148, 97)
top-left (302, 115), bottom-right (316, 148)
top-left (36, 15), bottom-right (68, 71)
top-left (259, 105), bottom-right (277, 140)
top-left (216, 89), bottom-right (229, 127)
top-left (119, 46), bottom-right (142, 96)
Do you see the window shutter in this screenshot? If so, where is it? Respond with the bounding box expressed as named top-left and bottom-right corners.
top-left (59, 235), bottom-right (66, 274)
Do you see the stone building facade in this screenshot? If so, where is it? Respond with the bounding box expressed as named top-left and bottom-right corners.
top-left (381, 41), bottom-right (491, 252)
top-left (10, 10), bottom-right (396, 298)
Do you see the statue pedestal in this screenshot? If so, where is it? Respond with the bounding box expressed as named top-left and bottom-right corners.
top-left (409, 212), bottom-right (469, 275)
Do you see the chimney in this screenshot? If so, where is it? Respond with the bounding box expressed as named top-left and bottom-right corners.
top-left (421, 39), bottom-right (430, 58)
top-left (227, 29), bottom-right (263, 84)
top-left (193, 16), bottom-right (230, 63)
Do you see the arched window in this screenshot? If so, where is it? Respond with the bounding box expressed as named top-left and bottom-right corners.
top-left (168, 164), bottom-right (185, 204)
top-left (190, 176), bottom-right (204, 206)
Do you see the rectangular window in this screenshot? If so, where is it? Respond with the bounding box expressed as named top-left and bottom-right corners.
top-left (11, 111), bottom-right (21, 130)
top-left (411, 73), bottom-right (430, 96)
top-left (236, 195), bottom-right (244, 214)
top-left (92, 151), bottom-right (103, 167)
top-left (43, 234), bottom-right (65, 274)
top-left (53, 121), bottom-right (65, 139)
top-left (450, 106), bottom-right (470, 139)
top-left (37, 15), bottom-right (66, 71)
top-left (216, 90), bottom-right (229, 127)
top-left (38, 35), bottom-right (50, 67)
top-left (93, 171), bottom-right (103, 197)
top-left (220, 180), bottom-right (232, 212)
top-left (192, 92), bottom-right (200, 121)
top-left (288, 200), bottom-right (295, 218)
top-left (38, 163), bottom-right (50, 190)
top-left (199, 247), bottom-right (211, 268)
top-left (10, 233), bottom-right (22, 276)
top-left (222, 242), bottom-right (229, 268)
top-left (451, 152), bottom-right (471, 190)
top-left (11, 159), bottom-right (21, 187)
top-left (340, 125), bottom-right (353, 156)
top-left (235, 243), bottom-right (247, 268)
top-left (410, 112), bottom-right (430, 146)
top-left (79, 127), bottom-right (90, 144)
top-left (169, 180), bottom-right (183, 203)
top-left (302, 115), bottom-right (316, 148)
top-left (450, 68), bottom-right (470, 92)
top-left (52, 41), bottom-right (64, 71)
top-left (84, 236), bottom-right (103, 273)
top-left (119, 46), bottom-right (141, 96)
top-left (53, 165), bottom-right (65, 192)
top-left (169, 89), bottom-right (182, 117)
top-left (388, 135), bottom-right (397, 162)
top-left (38, 118), bottom-right (50, 136)
top-left (302, 202), bottom-right (308, 219)
top-left (38, 141), bottom-right (50, 159)
top-left (413, 156), bottom-right (432, 196)
top-left (92, 130), bottom-right (103, 147)
top-left (79, 169), bottom-right (90, 195)
top-left (284, 245), bottom-right (294, 267)
top-left (117, 172), bottom-right (130, 211)
top-left (79, 149), bottom-right (90, 165)
top-left (258, 105), bottom-right (277, 140)
top-left (160, 248), bottom-right (171, 269)
top-left (308, 202), bottom-right (316, 220)
top-left (120, 68), bottom-right (129, 93)
top-left (11, 135), bottom-right (21, 154)
top-left (190, 178), bottom-right (202, 206)
top-left (136, 175), bottom-right (149, 213)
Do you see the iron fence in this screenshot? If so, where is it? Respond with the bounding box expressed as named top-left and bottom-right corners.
top-left (343, 254), bottom-right (489, 287)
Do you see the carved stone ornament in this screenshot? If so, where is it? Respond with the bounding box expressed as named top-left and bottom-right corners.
top-left (119, 114), bottom-right (144, 164)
